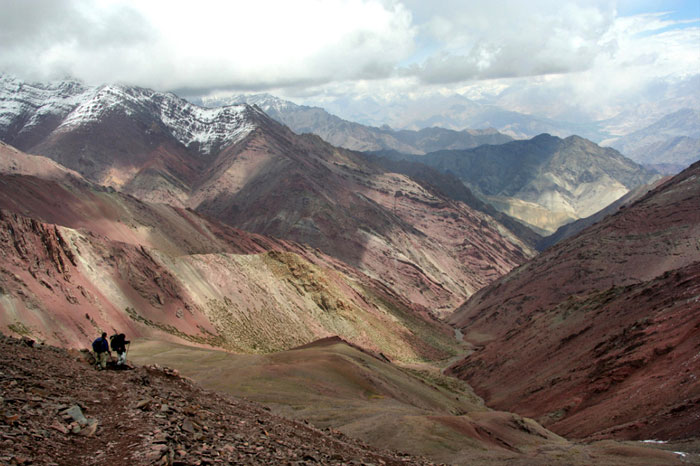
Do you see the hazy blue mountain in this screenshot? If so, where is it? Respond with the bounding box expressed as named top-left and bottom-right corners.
top-left (607, 108), bottom-right (700, 171)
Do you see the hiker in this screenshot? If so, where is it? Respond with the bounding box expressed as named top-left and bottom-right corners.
top-left (92, 332), bottom-right (111, 370)
top-left (110, 333), bottom-right (130, 366)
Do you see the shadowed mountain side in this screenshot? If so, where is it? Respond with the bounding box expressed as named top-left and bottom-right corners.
top-left (0, 141), bottom-right (84, 181)
top-left (365, 152), bottom-right (541, 249)
top-left (537, 177), bottom-right (670, 250)
top-left (376, 134), bottom-right (659, 233)
top-left (447, 161), bottom-right (700, 440)
top-left (189, 125), bottom-right (535, 316)
top-left (128, 338), bottom-right (688, 465)
top-left (0, 154), bottom-right (459, 361)
top-left (1, 78), bottom-right (536, 317)
top-left (30, 109), bottom-right (204, 207)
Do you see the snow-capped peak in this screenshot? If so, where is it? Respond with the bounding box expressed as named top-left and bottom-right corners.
top-left (0, 75), bottom-right (89, 132)
top-left (0, 75), bottom-right (262, 155)
top-left (198, 93), bottom-right (298, 114)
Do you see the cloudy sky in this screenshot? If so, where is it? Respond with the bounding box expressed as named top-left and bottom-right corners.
top-left (1, 0), bottom-right (698, 121)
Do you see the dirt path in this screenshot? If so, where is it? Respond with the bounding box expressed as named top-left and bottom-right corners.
top-left (0, 333), bottom-right (441, 465)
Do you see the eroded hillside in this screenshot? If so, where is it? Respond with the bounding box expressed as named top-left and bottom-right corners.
top-left (448, 161), bottom-right (700, 440)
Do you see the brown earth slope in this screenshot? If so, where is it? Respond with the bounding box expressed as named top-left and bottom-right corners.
top-left (0, 79), bottom-right (536, 316)
top-left (0, 333), bottom-right (440, 466)
top-left (448, 161), bottom-right (700, 441)
top-left (128, 337), bottom-right (693, 466)
top-left (0, 144), bottom-right (457, 362)
top-left (191, 120), bottom-right (533, 316)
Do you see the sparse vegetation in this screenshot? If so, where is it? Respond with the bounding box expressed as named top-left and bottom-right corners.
top-left (7, 321), bottom-right (32, 337)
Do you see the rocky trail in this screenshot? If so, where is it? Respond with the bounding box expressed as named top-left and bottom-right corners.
top-left (0, 334), bottom-right (439, 466)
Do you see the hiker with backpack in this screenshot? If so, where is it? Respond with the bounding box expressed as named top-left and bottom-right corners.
top-left (110, 333), bottom-right (130, 366)
top-left (92, 332), bottom-right (111, 370)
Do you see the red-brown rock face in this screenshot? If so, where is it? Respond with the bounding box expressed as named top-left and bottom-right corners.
top-left (447, 161), bottom-right (700, 440)
top-left (0, 144), bottom-right (459, 361)
top-left (191, 121), bottom-right (535, 316)
top-left (0, 78), bottom-right (536, 316)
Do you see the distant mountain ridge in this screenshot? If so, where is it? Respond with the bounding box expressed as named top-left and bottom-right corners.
top-left (298, 93), bottom-right (608, 142)
top-left (198, 93), bottom-right (513, 154)
top-left (607, 108), bottom-right (700, 172)
top-left (370, 133), bottom-right (660, 234)
top-left (204, 83), bottom-right (700, 172)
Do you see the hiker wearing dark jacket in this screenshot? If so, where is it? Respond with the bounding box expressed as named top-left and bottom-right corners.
top-left (92, 332), bottom-right (111, 370)
top-left (110, 333), bottom-right (130, 366)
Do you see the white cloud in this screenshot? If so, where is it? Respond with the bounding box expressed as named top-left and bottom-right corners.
top-left (0, 0), bottom-right (697, 128)
top-left (297, 5), bottom-right (700, 126)
top-left (0, 0), bottom-right (415, 91)
top-left (406, 0), bottom-right (617, 83)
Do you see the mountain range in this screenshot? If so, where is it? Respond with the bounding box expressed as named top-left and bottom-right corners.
top-left (213, 86), bottom-right (699, 174)
top-left (0, 74), bottom-right (698, 463)
top-left (200, 93), bottom-right (513, 154)
top-left (370, 134), bottom-right (659, 234)
top-left (262, 93), bottom-right (607, 142)
top-left (606, 108), bottom-right (700, 173)
top-left (0, 75), bottom-right (536, 317)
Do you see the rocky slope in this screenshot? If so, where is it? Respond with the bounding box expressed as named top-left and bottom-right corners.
top-left (536, 177), bottom-right (669, 251)
top-left (447, 161), bottom-right (700, 440)
top-left (0, 143), bottom-right (463, 362)
top-left (375, 134), bottom-right (659, 233)
top-left (0, 333), bottom-right (440, 466)
top-left (367, 154), bottom-right (541, 249)
top-left (190, 120), bottom-right (534, 315)
top-left (199, 93), bottom-right (513, 154)
top-left (3, 333), bottom-right (690, 466)
top-left (127, 337), bottom-right (693, 466)
top-left (0, 77), bottom-right (536, 316)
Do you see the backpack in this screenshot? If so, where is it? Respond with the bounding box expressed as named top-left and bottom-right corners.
top-left (92, 337), bottom-right (103, 352)
top-left (110, 334), bottom-right (125, 351)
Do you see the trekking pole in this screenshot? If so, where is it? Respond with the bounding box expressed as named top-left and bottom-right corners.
top-left (125, 341), bottom-right (130, 363)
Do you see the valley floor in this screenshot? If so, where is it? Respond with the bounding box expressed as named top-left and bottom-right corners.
top-left (0, 333), bottom-right (441, 466)
top-left (126, 337), bottom-right (696, 465)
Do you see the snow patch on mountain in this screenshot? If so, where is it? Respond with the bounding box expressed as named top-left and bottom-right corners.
top-left (0, 75), bottom-right (87, 130)
top-left (0, 75), bottom-right (260, 155)
top-left (158, 95), bottom-right (257, 154)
